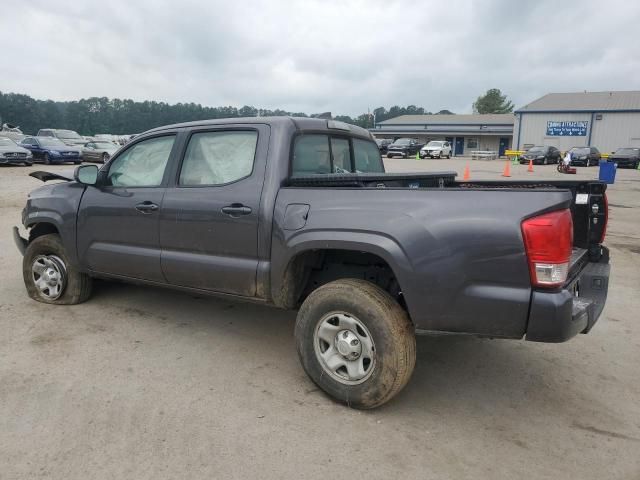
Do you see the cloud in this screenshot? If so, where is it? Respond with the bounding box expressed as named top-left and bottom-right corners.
top-left (1, 0), bottom-right (638, 116)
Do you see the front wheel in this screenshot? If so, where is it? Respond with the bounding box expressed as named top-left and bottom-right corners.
top-left (102, 153), bottom-right (110, 163)
top-left (386, 154), bottom-right (392, 158)
top-left (543, 157), bottom-right (548, 165)
top-left (23, 234), bottom-right (92, 305)
top-left (44, 153), bottom-right (51, 165)
top-left (295, 279), bottom-right (416, 409)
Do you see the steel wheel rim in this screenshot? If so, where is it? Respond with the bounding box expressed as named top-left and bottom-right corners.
top-left (313, 311), bottom-right (376, 385)
top-left (31, 255), bottom-right (67, 300)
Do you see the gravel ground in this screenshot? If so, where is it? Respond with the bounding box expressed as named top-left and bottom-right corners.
top-left (1, 158), bottom-right (639, 479)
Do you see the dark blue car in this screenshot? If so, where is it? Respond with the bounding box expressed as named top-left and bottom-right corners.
top-left (20, 136), bottom-right (82, 164)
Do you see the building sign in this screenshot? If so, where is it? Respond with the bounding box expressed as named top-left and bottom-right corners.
top-left (546, 121), bottom-right (588, 136)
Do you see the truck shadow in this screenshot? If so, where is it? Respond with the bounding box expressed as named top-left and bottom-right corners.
top-left (90, 280), bottom-right (597, 419)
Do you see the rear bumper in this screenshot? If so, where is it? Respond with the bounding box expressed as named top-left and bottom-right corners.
top-left (526, 248), bottom-right (610, 342)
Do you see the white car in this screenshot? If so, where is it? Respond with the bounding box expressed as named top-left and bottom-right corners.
top-left (420, 140), bottom-right (452, 159)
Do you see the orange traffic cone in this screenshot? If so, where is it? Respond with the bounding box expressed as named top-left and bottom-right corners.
top-left (463, 164), bottom-right (470, 181)
top-left (527, 159), bottom-right (534, 173)
top-left (502, 160), bottom-right (511, 177)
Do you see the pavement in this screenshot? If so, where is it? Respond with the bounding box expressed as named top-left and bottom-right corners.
top-left (1, 159), bottom-right (639, 480)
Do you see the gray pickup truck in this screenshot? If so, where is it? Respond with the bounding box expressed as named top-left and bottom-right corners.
top-left (14, 117), bottom-right (611, 408)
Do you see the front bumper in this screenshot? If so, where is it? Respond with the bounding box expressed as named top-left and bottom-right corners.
top-left (0, 156), bottom-right (32, 165)
top-left (526, 248), bottom-right (610, 342)
top-left (13, 226), bottom-right (27, 255)
top-left (387, 150), bottom-right (407, 157)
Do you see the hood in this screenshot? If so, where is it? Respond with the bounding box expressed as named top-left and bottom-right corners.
top-left (47, 145), bottom-right (81, 153)
top-left (423, 145), bottom-right (443, 150)
top-left (610, 153), bottom-right (637, 159)
top-left (0, 144), bottom-right (30, 154)
top-left (60, 139), bottom-right (86, 145)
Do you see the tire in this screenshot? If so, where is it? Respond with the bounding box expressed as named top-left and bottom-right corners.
top-left (74, 161), bottom-right (81, 165)
top-left (102, 153), bottom-right (110, 163)
top-left (295, 279), bottom-right (416, 409)
top-left (543, 157), bottom-right (548, 165)
top-left (446, 152), bottom-right (451, 159)
top-left (386, 154), bottom-right (392, 158)
top-left (23, 234), bottom-right (92, 305)
top-left (44, 153), bottom-right (51, 165)
top-left (25, 162), bottom-right (33, 167)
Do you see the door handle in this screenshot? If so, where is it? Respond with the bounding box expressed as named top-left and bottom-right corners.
top-left (135, 201), bottom-right (159, 213)
top-left (221, 204), bottom-right (252, 217)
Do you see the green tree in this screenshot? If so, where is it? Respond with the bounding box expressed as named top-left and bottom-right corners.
top-left (472, 88), bottom-right (514, 114)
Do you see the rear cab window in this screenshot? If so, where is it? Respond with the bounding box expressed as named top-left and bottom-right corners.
top-left (292, 134), bottom-right (383, 176)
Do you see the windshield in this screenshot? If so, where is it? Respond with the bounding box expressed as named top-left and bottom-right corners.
top-left (39, 138), bottom-right (66, 147)
top-left (569, 147), bottom-right (590, 155)
top-left (614, 148), bottom-right (639, 155)
top-left (426, 141), bottom-right (444, 147)
top-left (392, 138), bottom-right (412, 145)
top-left (527, 146), bottom-right (547, 153)
top-left (0, 138), bottom-right (17, 146)
top-left (56, 130), bottom-right (83, 140)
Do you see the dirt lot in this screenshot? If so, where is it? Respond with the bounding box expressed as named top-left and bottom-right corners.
top-left (1, 159), bottom-right (639, 479)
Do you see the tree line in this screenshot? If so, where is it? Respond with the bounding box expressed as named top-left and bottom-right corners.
top-left (0, 88), bottom-right (512, 136)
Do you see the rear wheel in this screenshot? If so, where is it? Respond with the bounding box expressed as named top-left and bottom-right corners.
top-left (23, 234), bottom-right (92, 305)
top-left (295, 279), bottom-right (416, 409)
top-left (386, 154), bottom-right (392, 158)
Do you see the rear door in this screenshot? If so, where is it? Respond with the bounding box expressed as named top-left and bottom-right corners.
top-left (76, 133), bottom-right (178, 281)
top-left (158, 124), bottom-right (269, 297)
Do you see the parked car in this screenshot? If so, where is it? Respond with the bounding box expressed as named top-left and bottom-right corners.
top-left (20, 137), bottom-right (82, 164)
top-left (13, 117), bottom-right (610, 409)
top-left (0, 137), bottom-right (33, 166)
top-left (82, 140), bottom-right (120, 163)
top-left (520, 145), bottom-right (561, 165)
top-left (420, 140), bottom-right (452, 159)
top-left (568, 146), bottom-right (601, 167)
top-left (375, 138), bottom-right (393, 153)
top-left (386, 138), bottom-right (424, 158)
top-left (37, 129), bottom-right (87, 149)
top-left (608, 147), bottom-right (640, 169)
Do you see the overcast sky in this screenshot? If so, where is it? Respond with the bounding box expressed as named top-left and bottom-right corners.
top-left (2, 0), bottom-right (639, 116)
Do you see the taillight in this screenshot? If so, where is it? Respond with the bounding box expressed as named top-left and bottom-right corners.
top-left (521, 209), bottom-right (573, 288)
top-left (600, 193), bottom-right (608, 243)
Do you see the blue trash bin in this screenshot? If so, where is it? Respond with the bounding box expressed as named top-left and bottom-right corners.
top-left (599, 161), bottom-right (617, 184)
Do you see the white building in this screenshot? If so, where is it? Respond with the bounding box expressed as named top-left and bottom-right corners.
top-left (514, 91), bottom-right (640, 154)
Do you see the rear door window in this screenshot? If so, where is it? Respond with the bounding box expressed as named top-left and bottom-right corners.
top-left (179, 130), bottom-right (258, 186)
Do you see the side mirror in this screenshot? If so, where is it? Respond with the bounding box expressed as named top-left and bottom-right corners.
top-left (74, 164), bottom-right (99, 185)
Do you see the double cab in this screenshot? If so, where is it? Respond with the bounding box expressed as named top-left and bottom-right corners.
top-left (14, 117), bottom-right (611, 408)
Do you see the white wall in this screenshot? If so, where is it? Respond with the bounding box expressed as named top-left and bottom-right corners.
top-left (591, 112), bottom-right (640, 153)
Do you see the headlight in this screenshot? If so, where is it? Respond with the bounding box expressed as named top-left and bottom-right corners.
top-left (49, 150), bottom-right (61, 156)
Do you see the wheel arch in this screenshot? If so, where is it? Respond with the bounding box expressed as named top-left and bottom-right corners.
top-left (271, 234), bottom-right (413, 314)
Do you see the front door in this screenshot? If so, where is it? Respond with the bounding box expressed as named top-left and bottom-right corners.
top-left (499, 137), bottom-right (510, 157)
top-left (76, 134), bottom-right (177, 282)
top-left (159, 126), bottom-right (268, 297)
top-left (455, 137), bottom-right (464, 156)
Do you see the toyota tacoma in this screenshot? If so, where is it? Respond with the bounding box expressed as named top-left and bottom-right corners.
top-left (14, 117), bottom-right (611, 408)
